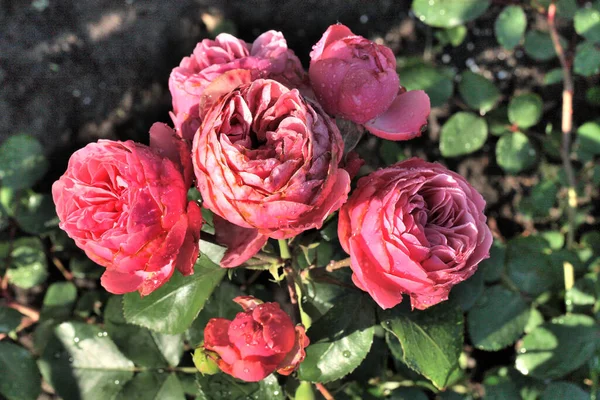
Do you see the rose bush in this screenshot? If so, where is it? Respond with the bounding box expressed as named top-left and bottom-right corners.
top-left (309, 23), bottom-right (431, 141)
top-left (169, 30), bottom-right (307, 141)
top-left (52, 137), bottom-right (202, 295)
top-left (338, 158), bottom-right (493, 310)
top-left (203, 296), bottom-right (309, 382)
top-left (193, 78), bottom-right (351, 267)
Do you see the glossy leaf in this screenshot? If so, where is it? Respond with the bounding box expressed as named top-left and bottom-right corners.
top-left (381, 301), bottom-right (463, 389)
top-left (0, 134), bottom-right (48, 190)
top-left (440, 112), bottom-right (488, 157)
top-left (400, 63), bottom-right (453, 107)
top-left (6, 237), bottom-right (48, 289)
top-left (0, 306), bottom-right (23, 333)
top-left (38, 322), bottom-right (135, 400)
top-left (540, 382), bottom-right (590, 400)
top-left (0, 342), bottom-right (41, 400)
top-left (524, 30), bottom-right (566, 61)
top-left (105, 296), bottom-right (183, 368)
top-left (515, 314), bottom-right (599, 379)
top-left (196, 373), bottom-right (284, 400)
top-left (508, 93), bottom-right (543, 129)
top-left (458, 71), bottom-right (500, 114)
top-left (115, 372), bottom-right (185, 400)
top-left (574, 40), bottom-right (600, 77)
top-left (574, 8), bottom-right (600, 43)
top-left (40, 282), bottom-right (77, 320)
top-left (412, 0), bottom-right (490, 28)
top-left (495, 6), bottom-right (527, 50)
top-left (496, 132), bottom-right (536, 174)
top-left (123, 254), bottom-right (225, 334)
top-left (14, 192), bottom-right (58, 235)
top-left (506, 235), bottom-right (560, 295)
top-left (468, 286), bottom-right (530, 351)
top-left (298, 294), bottom-right (375, 383)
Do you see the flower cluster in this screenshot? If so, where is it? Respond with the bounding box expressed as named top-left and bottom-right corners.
top-left (52, 23), bottom-right (492, 381)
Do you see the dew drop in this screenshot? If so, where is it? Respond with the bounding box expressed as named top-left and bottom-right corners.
top-left (342, 350), bottom-right (351, 358)
top-left (73, 337), bottom-right (80, 343)
top-left (114, 380), bottom-right (120, 385)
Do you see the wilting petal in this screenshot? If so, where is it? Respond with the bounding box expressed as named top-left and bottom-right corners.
top-left (363, 90), bottom-right (431, 141)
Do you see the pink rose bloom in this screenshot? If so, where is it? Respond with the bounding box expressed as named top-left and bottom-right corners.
top-left (338, 158), bottom-right (493, 310)
top-left (203, 296), bottom-right (309, 382)
top-left (52, 136), bottom-right (202, 295)
top-left (309, 24), bottom-right (431, 141)
top-left (169, 31), bottom-right (308, 141)
top-left (192, 78), bottom-right (351, 268)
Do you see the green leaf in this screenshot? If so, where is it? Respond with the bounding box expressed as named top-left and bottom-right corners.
top-left (0, 306), bottom-right (23, 333)
top-left (6, 237), bottom-right (48, 289)
top-left (41, 282), bottom-right (77, 320)
top-left (297, 294), bottom-right (375, 383)
top-left (543, 68), bottom-right (564, 85)
top-left (540, 231), bottom-right (564, 250)
top-left (557, 0), bottom-right (578, 20)
top-left (458, 71), bottom-right (500, 114)
top-left (574, 40), bottom-right (600, 77)
top-left (0, 341), bottom-right (41, 400)
top-left (412, 0), bottom-right (490, 28)
top-left (487, 106), bottom-right (512, 136)
top-left (381, 301), bottom-right (463, 389)
top-left (123, 254), bottom-right (225, 334)
top-left (399, 63), bottom-right (453, 108)
top-left (576, 121), bottom-right (600, 161)
top-left (0, 134), bottom-right (48, 190)
top-left (38, 321), bottom-right (135, 400)
top-left (524, 30), bottom-right (566, 61)
top-left (506, 235), bottom-right (560, 295)
top-left (14, 192), bottom-right (59, 235)
top-left (496, 132), bottom-right (537, 174)
top-left (196, 373), bottom-right (284, 400)
top-left (186, 281), bottom-right (243, 347)
top-left (450, 268), bottom-right (485, 312)
top-left (440, 112), bottom-right (488, 157)
top-left (435, 26), bottom-right (467, 47)
top-left (390, 387), bottom-right (429, 400)
top-left (115, 372), bottom-right (185, 400)
top-left (482, 240), bottom-right (506, 283)
top-left (468, 286), bottom-right (530, 351)
top-left (495, 6), bottom-right (527, 50)
top-left (587, 86), bottom-right (600, 106)
top-left (508, 93), bottom-right (543, 129)
top-left (484, 381), bottom-right (521, 400)
top-left (574, 8), bottom-right (600, 43)
top-left (540, 382), bottom-right (590, 400)
top-left (519, 180), bottom-right (558, 219)
top-left (104, 296), bottom-right (183, 368)
top-left (515, 314), bottom-right (599, 379)
top-left (571, 273), bottom-right (598, 307)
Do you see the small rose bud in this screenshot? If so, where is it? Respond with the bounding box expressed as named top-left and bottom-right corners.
top-left (192, 345), bottom-right (220, 375)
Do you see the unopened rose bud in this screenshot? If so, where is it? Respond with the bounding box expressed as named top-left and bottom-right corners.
top-left (192, 345), bottom-right (220, 375)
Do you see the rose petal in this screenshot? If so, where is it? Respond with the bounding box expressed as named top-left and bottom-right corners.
top-left (214, 215), bottom-right (268, 268)
top-left (363, 90), bottom-right (431, 141)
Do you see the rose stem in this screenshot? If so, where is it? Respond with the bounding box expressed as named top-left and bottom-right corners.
top-left (278, 239), bottom-right (291, 260)
top-left (325, 257), bottom-right (351, 272)
top-left (548, 1), bottom-right (576, 314)
top-left (314, 383), bottom-right (335, 400)
top-left (52, 256), bottom-right (73, 281)
top-left (279, 239), bottom-right (301, 324)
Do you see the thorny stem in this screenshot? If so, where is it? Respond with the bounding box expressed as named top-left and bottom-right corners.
top-left (315, 383), bottom-right (335, 400)
top-left (548, 2), bottom-right (576, 313)
top-left (325, 257), bottom-right (351, 272)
